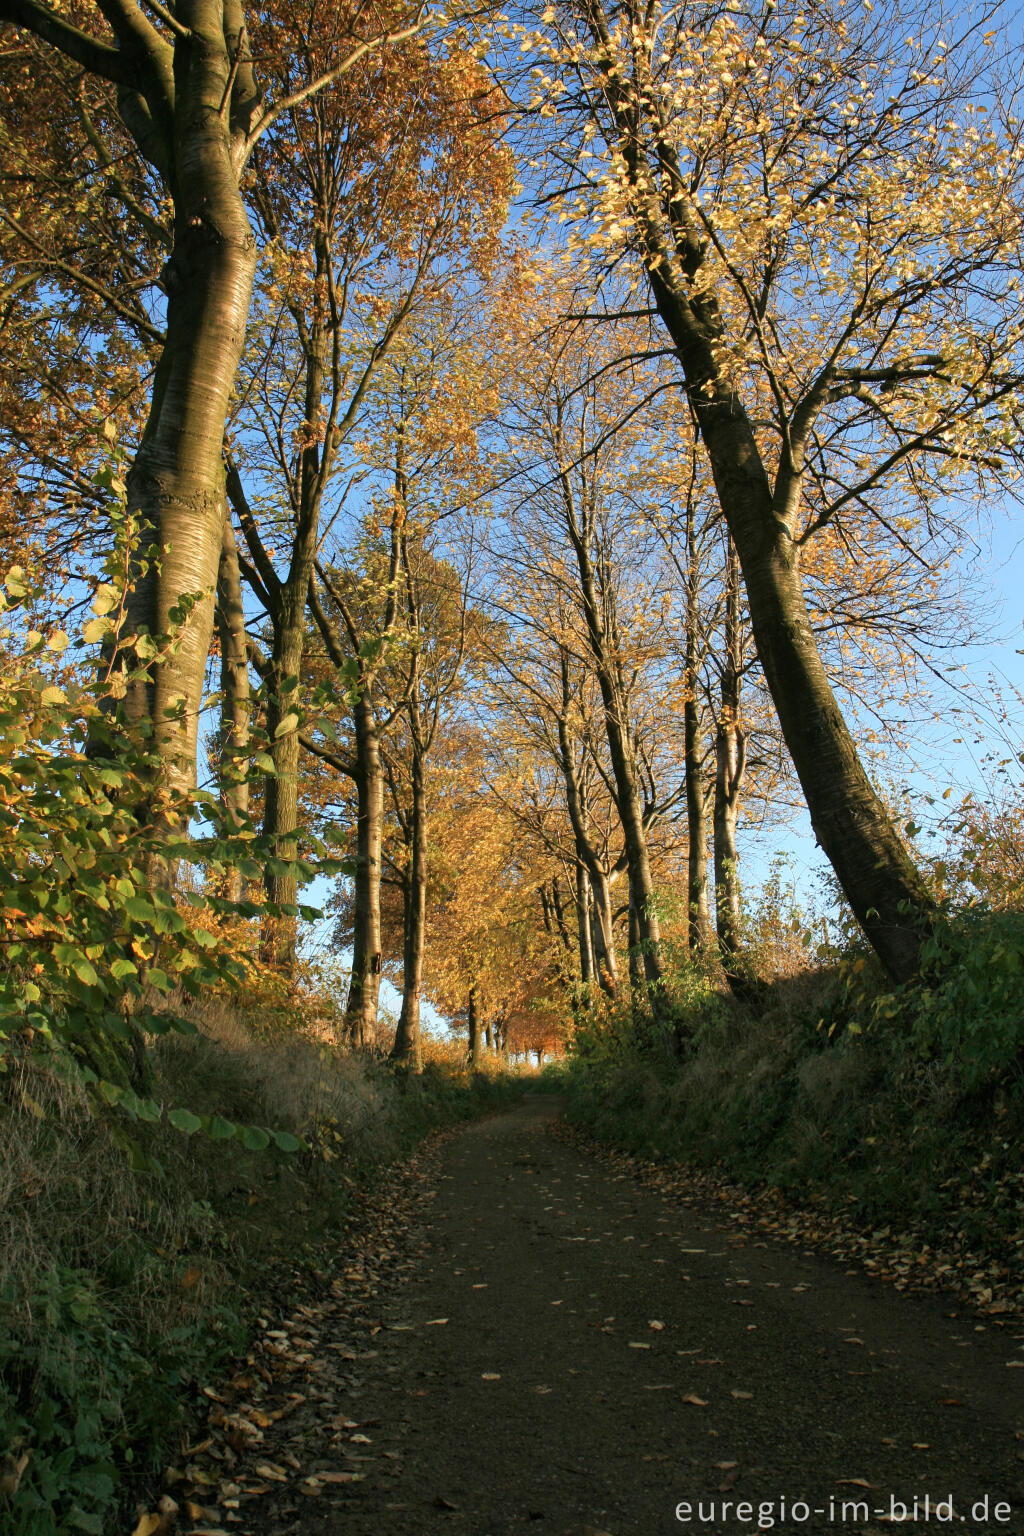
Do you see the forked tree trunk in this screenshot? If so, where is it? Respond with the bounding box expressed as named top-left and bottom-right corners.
top-left (714, 536), bottom-right (745, 965)
top-left (589, 868), bottom-right (619, 999)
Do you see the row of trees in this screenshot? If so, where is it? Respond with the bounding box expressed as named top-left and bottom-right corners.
top-left (2, 0), bottom-right (1023, 1062)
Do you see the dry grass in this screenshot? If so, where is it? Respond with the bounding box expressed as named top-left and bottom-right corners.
top-left (0, 999), bottom-right (519, 1534)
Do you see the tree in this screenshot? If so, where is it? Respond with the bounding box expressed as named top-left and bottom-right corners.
top-left (221, 28), bottom-right (511, 968)
top-left (522, 0), bottom-right (1024, 979)
top-left (491, 298), bottom-right (696, 1035)
top-left (0, 0), bottom-right (422, 800)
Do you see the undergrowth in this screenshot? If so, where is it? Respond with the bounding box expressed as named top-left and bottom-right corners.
top-left (556, 909), bottom-right (1024, 1273)
top-left (0, 1008), bottom-right (517, 1535)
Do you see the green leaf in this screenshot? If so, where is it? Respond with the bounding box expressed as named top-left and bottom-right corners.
top-left (167, 1107), bottom-right (202, 1135)
top-left (91, 583), bottom-right (120, 616)
top-left (271, 1129), bottom-right (303, 1153)
top-left (253, 751), bottom-right (277, 774)
top-left (81, 616), bottom-right (111, 644)
top-left (274, 712), bottom-right (300, 738)
top-left (72, 958), bottom-right (99, 987)
top-left (208, 1115), bottom-right (235, 1141)
top-left (237, 1124), bottom-right (271, 1151)
top-left (110, 958), bottom-right (138, 981)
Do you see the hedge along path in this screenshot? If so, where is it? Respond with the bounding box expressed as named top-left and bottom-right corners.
top-left (153, 1097), bottom-right (1024, 1536)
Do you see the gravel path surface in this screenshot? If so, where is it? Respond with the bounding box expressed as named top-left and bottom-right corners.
top-left (241, 1096), bottom-right (1024, 1536)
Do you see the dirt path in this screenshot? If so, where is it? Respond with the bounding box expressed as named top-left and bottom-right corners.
top-left (224, 1097), bottom-right (1024, 1536)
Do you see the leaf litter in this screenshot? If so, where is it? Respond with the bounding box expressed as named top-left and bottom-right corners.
top-left (130, 1130), bottom-right (452, 1536)
top-left (552, 1122), bottom-right (1024, 1325)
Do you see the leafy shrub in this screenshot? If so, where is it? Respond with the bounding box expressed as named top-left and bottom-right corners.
top-left (864, 909), bottom-right (1024, 1087)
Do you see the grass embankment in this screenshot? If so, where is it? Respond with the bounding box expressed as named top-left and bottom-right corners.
top-left (0, 1009), bottom-right (517, 1535)
top-left (557, 919), bottom-right (1024, 1307)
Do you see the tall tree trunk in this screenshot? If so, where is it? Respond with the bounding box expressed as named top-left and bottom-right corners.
top-left (627, 898), bottom-right (643, 991)
top-left (216, 517), bottom-right (250, 903)
top-left (570, 8), bottom-right (935, 982)
top-left (260, 581), bottom-right (305, 973)
top-left (554, 565), bottom-right (663, 1015)
top-left (345, 690), bottom-right (384, 1048)
top-left (594, 667), bottom-right (666, 1004)
top-left (684, 488), bottom-right (712, 951)
top-left (484, 1019), bottom-right (493, 1052)
top-left (574, 859), bottom-right (595, 990)
top-left (3, 0), bottom-right (272, 831)
top-left (644, 250), bottom-right (934, 982)
top-left (554, 668), bottom-right (619, 1001)
top-left (684, 695), bottom-right (711, 953)
top-left (391, 745), bottom-right (426, 1070)
top-left (714, 535), bottom-right (745, 966)
top-left (589, 867), bottom-right (619, 999)
top-left (468, 986), bottom-right (482, 1067)
top-left (120, 98), bottom-right (257, 797)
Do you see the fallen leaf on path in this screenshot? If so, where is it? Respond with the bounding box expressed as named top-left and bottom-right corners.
top-left (836, 1479), bottom-right (880, 1489)
top-left (715, 1461), bottom-right (739, 1470)
top-left (426, 1318), bottom-right (449, 1326)
top-left (681, 1393), bottom-right (708, 1406)
top-left (253, 1462), bottom-right (289, 1482)
top-left (731, 1390), bottom-right (753, 1399)
top-left (649, 1320), bottom-right (665, 1330)
top-left (481, 1372), bottom-right (501, 1380)
top-left (316, 1471), bottom-right (360, 1484)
